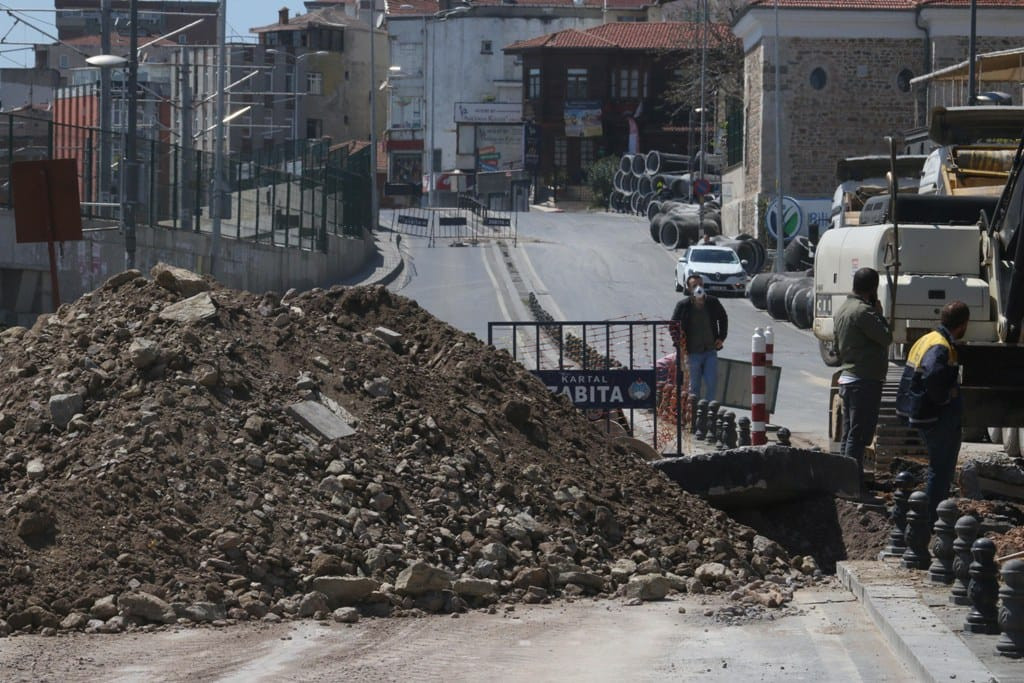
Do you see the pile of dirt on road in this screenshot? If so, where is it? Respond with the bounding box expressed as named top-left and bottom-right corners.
top-left (0, 266), bottom-right (807, 635)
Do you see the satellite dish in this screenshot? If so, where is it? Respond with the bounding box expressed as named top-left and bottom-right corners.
top-left (375, 12), bottom-right (386, 28)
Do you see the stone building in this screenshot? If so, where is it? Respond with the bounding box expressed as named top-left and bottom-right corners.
top-left (723, 0), bottom-right (1024, 240)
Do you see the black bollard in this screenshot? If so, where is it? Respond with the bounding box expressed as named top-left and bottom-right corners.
top-left (688, 395), bottom-right (699, 434)
top-left (928, 499), bottom-right (958, 584)
top-left (695, 399), bottom-right (709, 440)
top-left (902, 491), bottom-right (931, 570)
top-left (705, 401), bottom-right (721, 443)
top-left (737, 416), bottom-right (751, 446)
top-left (951, 515), bottom-right (980, 606)
top-left (776, 427), bottom-right (791, 447)
top-left (715, 412), bottom-right (727, 450)
top-left (965, 537), bottom-right (1000, 635)
top-left (883, 471), bottom-right (915, 558)
top-left (997, 559), bottom-right (1024, 658)
top-left (724, 412), bottom-right (738, 449)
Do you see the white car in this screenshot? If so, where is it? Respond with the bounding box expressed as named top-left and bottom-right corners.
top-left (675, 246), bottom-right (750, 295)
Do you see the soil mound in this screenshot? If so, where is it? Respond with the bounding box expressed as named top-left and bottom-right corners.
top-left (0, 266), bottom-right (798, 634)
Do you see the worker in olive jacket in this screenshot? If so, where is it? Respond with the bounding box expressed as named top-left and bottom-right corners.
top-left (833, 267), bottom-right (892, 490)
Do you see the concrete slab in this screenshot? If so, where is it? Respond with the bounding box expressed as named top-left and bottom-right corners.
top-left (287, 400), bottom-right (356, 440)
top-left (838, 561), bottom-right (1001, 683)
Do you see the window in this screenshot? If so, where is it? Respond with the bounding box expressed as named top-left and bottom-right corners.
top-left (284, 71), bottom-right (293, 94)
top-left (58, 54), bottom-right (70, 69)
top-left (810, 67), bottom-right (827, 90)
top-left (306, 72), bottom-right (323, 95)
top-left (263, 113), bottom-right (273, 137)
top-left (527, 68), bottom-right (541, 99)
top-left (481, 40), bottom-right (492, 55)
top-left (897, 68), bottom-right (914, 93)
top-left (306, 118), bottom-right (322, 139)
top-left (178, 35), bottom-right (187, 45)
top-left (566, 68), bottom-right (588, 100)
top-left (554, 138), bottom-right (567, 167)
top-left (613, 68), bottom-right (640, 98)
top-left (580, 139), bottom-right (595, 167)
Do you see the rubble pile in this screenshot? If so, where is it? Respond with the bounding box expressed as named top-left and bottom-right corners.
top-left (0, 265), bottom-right (801, 635)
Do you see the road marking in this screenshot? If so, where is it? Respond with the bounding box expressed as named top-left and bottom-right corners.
top-left (518, 245), bottom-right (567, 320)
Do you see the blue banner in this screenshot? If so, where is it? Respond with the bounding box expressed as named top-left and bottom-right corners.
top-left (533, 369), bottom-right (656, 409)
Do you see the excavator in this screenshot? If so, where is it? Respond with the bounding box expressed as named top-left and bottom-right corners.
top-left (812, 106), bottom-right (1024, 470)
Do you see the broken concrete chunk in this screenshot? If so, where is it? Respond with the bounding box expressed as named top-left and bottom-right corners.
top-left (287, 401), bottom-right (356, 440)
top-left (48, 392), bottom-right (84, 429)
top-left (373, 326), bottom-right (403, 349)
top-left (151, 263), bottom-right (210, 298)
top-left (128, 339), bottom-right (160, 370)
top-left (158, 292), bottom-right (217, 323)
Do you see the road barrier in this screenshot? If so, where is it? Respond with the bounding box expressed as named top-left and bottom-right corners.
top-left (751, 328), bottom-right (767, 445)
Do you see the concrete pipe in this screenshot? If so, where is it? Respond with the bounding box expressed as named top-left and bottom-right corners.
top-left (646, 151), bottom-right (691, 175)
top-left (638, 174), bottom-right (654, 196)
top-left (784, 236), bottom-right (814, 271)
top-left (631, 154), bottom-right (647, 176)
top-left (628, 174), bottom-right (640, 194)
top-left (987, 427), bottom-right (1003, 445)
top-left (1003, 428), bottom-right (1021, 457)
top-left (630, 192), bottom-right (642, 214)
top-left (660, 220), bottom-right (696, 250)
top-left (650, 213), bottom-right (665, 242)
top-left (766, 280), bottom-right (793, 321)
top-left (619, 154), bottom-right (634, 174)
top-left (647, 200), bottom-right (662, 222)
top-left (785, 280), bottom-right (814, 328)
top-left (790, 287), bottom-right (815, 329)
top-left (613, 170), bottom-right (626, 193)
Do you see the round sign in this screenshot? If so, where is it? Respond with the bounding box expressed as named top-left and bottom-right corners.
top-left (693, 178), bottom-right (712, 197)
top-left (765, 195), bottom-right (803, 244)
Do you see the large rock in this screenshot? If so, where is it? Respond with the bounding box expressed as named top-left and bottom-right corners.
top-left (297, 591), bottom-right (329, 618)
top-left (310, 576), bottom-right (380, 607)
top-left (151, 263), bottom-right (210, 297)
top-left (48, 393), bottom-right (84, 429)
top-left (183, 602), bottom-right (225, 623)
top-left (159, 292), bottom-right (217, 323)
top-left (695, 562), bottom-right (731, 585)
top-left (128, 339), bottom-right (161, 369)
top-left (395, 562), bottom-right (451, 596)
top-left (117, 592), bottom-right (176, 624)
top-left (90, 595), bottom-right (118, 620)
top-left (624, 574), bottom-right (670, 601)
top-left (653, 445), bottom-right (858, 506)
top-left (555, 569), bottom-right (606, 592)
top-left (453, 578), bottom-right (499, 599)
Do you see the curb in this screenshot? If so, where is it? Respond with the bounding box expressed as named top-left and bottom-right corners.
top-left (370, 232), bottom-right (404, 288)
top-left (837, 561), bottom-right (998, 683)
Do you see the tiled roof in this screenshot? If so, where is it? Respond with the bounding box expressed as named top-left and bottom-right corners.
top-left (384, 0), bottom-right (652, 17)
top-left (63, 33), bottom-right (178, 48)
top-left (745, 0), bottom-right (1021, 8)
top-left (505, 21), bottom-right (735, 52)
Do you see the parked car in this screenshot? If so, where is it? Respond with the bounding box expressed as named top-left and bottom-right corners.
top-left (675, 245), bottom-right (750, 295)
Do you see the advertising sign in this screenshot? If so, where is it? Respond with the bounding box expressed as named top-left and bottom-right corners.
top-left (455, 102), bottom-right (522, 124)
top-left (766, 195), bottom-right (832, 242)
top-left (533, 370), bottom-right (657, 409)
top-left (476, 125), bottom-right (522, 172)
top-left (564, 100), bottom-right (602, 138)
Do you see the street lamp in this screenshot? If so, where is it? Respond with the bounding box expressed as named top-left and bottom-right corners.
top-left (370, 10), bottom-right (385, 231)
top-left (427, 4), bottom-right (472, 207)
top-left (266, 49), bottom-right (328, 157)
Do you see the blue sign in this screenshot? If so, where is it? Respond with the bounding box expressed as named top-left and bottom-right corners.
top-left (766, 195), bottom-right (803, 244)
top-left (533, 370), bottom-right (657, 409)
top-left (693, 178), bottom-right (712, 197)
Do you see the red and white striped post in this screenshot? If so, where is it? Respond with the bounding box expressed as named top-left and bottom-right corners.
top-left (751, 327), bottom-right (768, 445)
top-left (764, 325), bottom-right (774, 367)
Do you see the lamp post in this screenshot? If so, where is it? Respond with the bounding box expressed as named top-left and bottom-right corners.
top-left (772, 0), bottom-right (785, 273)
top-left (427, 4), bottom-right (472, 208)
top-left (124, 0), bottom-right (139, 269)
top-left (369, 9), bottom-right (385, 231)
top-left (267, 49), bottom-right (328, 158)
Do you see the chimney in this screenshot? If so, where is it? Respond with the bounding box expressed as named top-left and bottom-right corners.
top-left (279, 7), bottom-right (289, 25)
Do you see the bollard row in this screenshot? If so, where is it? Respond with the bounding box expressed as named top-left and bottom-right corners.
top-left (884, 471), bottom-right (1024, 657)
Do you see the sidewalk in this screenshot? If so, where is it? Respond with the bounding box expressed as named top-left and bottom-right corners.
top-left (338, 228), bottom-right (405, 288)
top-left (839, 558), bottom-right (1014, 682)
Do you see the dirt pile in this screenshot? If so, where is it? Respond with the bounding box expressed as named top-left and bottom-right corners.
top-left (0, 265), bottom-right (805, 634)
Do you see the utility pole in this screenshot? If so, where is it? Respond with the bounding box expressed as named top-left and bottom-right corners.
top-left (179, 48), bottom-right (193, 228)
top-left (125, 0), bottom-right (138, 269)
top-left (967, 0), bottom-right (978, 105)
top-left (210, 0), bottom-right (226, 275)
top-left (99, 0), bottom-right (111, 212)
top-left (369, 6), bottom-right (380, 231)
top-left (772, 0), bottom-right (785, 274)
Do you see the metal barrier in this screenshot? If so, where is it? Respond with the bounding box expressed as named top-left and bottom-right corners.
top-left (0, 111), bottom-right (370, 252)
top-left (389, 198), bottom-right (518, 247)
top-left (487, 319), bottom-right (685, 455)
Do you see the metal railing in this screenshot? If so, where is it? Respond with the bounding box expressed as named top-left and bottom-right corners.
top-left (0, 111), bottom-right (371, 251)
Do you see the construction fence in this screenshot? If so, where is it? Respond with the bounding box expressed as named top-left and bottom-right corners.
top-left (0, 111), bottom-right (371, 252)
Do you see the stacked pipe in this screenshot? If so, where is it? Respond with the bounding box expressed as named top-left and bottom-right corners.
top-left (609, 150), bottom-right (713, 218)
top-left (746, 270), bottom-right (815, 329)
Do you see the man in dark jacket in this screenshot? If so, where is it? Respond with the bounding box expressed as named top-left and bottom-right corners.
top-left (671, 274), bottom-right (728, 400)
top-left (833, 267), bottom-right (892, 488)
top-left (896, 301), bottom-right (970, 521)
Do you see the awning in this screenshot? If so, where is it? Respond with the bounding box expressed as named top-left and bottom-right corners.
top-left (910, 46), bottom-right (1024, 86)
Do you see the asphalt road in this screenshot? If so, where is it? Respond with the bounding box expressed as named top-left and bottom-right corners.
top-left (391, 210), bottom-right (833, 444)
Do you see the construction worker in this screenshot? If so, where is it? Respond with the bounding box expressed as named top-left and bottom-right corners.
top-left (833, 267), bottom-right (892, 490)
top-left (896, 300), bottom-right (970, 521)
top-left (670, 274), bottom-right (727, 401)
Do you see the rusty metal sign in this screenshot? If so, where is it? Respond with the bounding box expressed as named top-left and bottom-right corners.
top-left (11, 159), bottom-right (83, 244)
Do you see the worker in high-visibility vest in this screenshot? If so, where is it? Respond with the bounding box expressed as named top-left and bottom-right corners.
top-left (896, 301), bottom-right (971, 522)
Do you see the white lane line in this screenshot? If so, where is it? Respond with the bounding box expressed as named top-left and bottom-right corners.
top-left (518, 243), bottom-right (568, 320)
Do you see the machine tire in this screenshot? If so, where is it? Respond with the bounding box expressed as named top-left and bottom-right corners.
top-left (660, 221), bottom-right (680, 249)
top-left (819, 338), bottom-right (841, 367)
top-left (791, 287), bottom-right (815, 329)
top-left (747, 273), bottom-right (778, 310)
